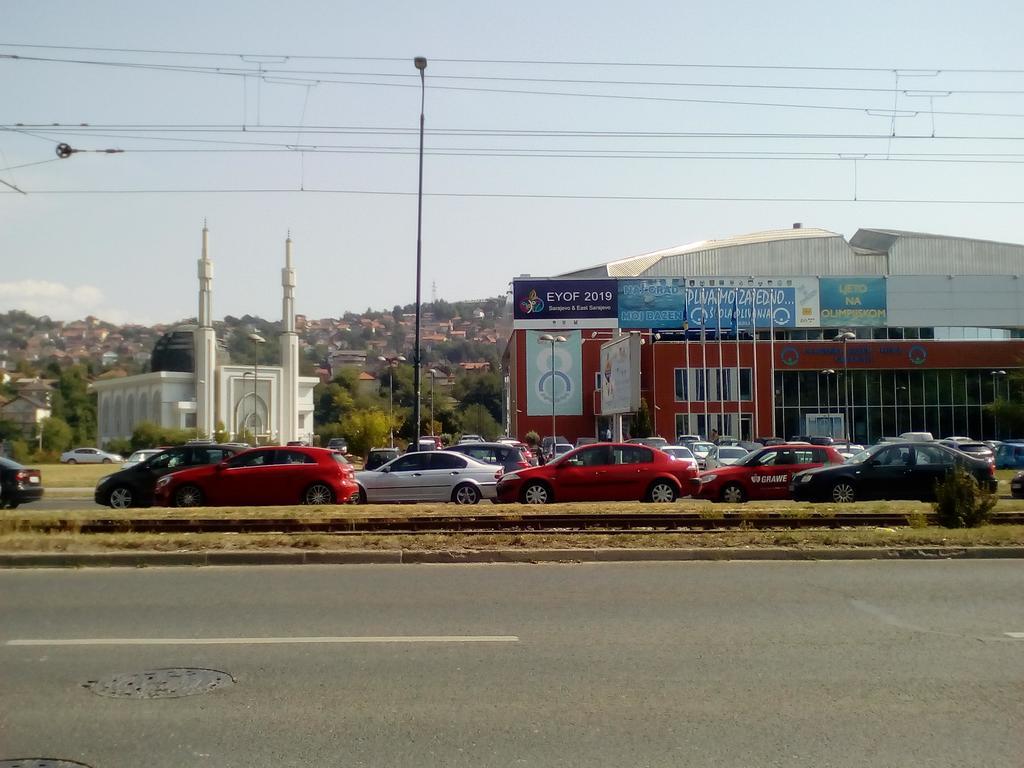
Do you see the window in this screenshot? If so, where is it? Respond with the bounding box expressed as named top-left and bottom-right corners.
top-left (462, 447), bottom-right (499, 464)
top-left (227, 450), bottom-right (272, 468)
top-left (614, 446), bottom-right (653, 465)
top-left (755, 450), bottom-right (780, 466)
top-left (148, 449), bottom-right (187, 470)
top-left (278, 450), bottom-right (315, 465)
top-left (388, 454), bottom-right (430, 472)
top-left (575, 446), bottom-right (612, 466)
top-left (429, 453), bottom-right (466, 470)
top-left (914, 445), bottom-right (951, 466)
top-left (875, 446), bottom-right (912, 466)
top-left (674, 368), bottom-right (688, 400)
top-left (195, 448), bottom-right (230, 464)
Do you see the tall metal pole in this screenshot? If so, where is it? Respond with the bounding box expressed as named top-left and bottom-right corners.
top-left (834, 331), bottom-right (855, 443)
top-left (413, 56), bottom-right (427, 448)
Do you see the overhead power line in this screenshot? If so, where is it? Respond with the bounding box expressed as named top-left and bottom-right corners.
top-left (5, 42), bottom-right (1024, 74)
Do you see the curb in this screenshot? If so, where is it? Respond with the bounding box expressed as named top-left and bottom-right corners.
top-left (1, 546), bottom-right (1023, 568)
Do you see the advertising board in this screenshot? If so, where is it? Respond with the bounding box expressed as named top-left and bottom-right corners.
top-left (525, 330), bottom-right (583, 416)
top-left (598, 333), bottom-right (641, 415)
top-left (820, 277), bottom-right (887, 327)
top-left (513, 279), bottom-right (618, 329)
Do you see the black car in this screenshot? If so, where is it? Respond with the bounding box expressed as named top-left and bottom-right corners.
top-left (1011, 471), bottom-right (1024, 499)
top-left (94, 443), bottom-right (244, 508)
top-left (444, 441), bottom-right (531, 473)
top-left (790, 441), bottom-right (998, 503)
top-left (0, 456), bottom-right (44, 509)
top-left (365, 447), bottom-right (400, 471)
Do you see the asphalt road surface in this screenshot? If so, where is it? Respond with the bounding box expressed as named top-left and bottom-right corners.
top-left (1, 561), bottom-right (1022, 767)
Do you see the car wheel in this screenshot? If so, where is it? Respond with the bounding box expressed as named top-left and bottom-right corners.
top-left (303, 483), bottom-right (335, 505)
top-left (5, 500), bottom-right (19, 509)
top-left (108, 486), bottom-right (134, 509)
top-left (357, 486), bottom-right (368, 504)
top-left (102, 458), bottom-right (113, 464)
top-left (173, 485), bottom-right (204, 508)
top-left (66, 459), bottom-right (77, 464)
top-left (646, 480), bottom-right (677, 503)
top-left (831, 481), bottom-right (857, 503)
top-left (720, 483), bottom-right (747, 504)
top-left (521, 481), bottom-right (552, 504)
top-left (452, 483), bottom-right (481, 505)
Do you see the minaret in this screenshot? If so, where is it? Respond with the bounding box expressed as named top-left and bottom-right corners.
top-left (194, 221), bottom-right (217, 438)
top-left (279, 232), bottom-right (300, 443)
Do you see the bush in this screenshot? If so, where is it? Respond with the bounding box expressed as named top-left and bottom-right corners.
top-left (524, 430), bottom-right (540, 448)
top-left (105, 438), bottom-right (133, 457)
top-left (932, 465), bottom-right (997, 528)
top-left (130, 421), bottom-right (197, 450)
top-left (9, 440), bottom-right (30, 463)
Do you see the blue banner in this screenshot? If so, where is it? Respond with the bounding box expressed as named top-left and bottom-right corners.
top-left (686, 285), bottom-right (800, 329)
top-left (525, 330), bottom-right (583, 417)
top-left (820, 277), bottom-right (887, 327)
top-left (617, 278), bottom-right (687, 328)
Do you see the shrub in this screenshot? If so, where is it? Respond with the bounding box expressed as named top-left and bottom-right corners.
top-left (105, 438), bottom-right (133, 457)
top-left (932, 465), bottom-right (997, 528)
top-left (524, 430), bottom-right (540, 448)
top-left (9, 440), bottom-right (30, 463)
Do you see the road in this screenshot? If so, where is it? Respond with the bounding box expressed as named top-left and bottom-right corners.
top-left (1, 561), bottom-right (1022, 767)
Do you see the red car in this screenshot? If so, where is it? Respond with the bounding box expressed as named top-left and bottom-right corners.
top-left (494, 442), bottom-right (696, 504)
top-left (153, 446), bottom-right (359, 507)
top-left (692, 443), bottom-right (844, 503)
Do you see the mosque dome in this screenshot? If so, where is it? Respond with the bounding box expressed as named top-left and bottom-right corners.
top-left (150, 325), bottom-right (197, 373)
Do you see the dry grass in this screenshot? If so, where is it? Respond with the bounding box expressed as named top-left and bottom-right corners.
top-left (2, 525), bottom-right (1023, 553)
top-left (34, 463), bottom-right (113, 488)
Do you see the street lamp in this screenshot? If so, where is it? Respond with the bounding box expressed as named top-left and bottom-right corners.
top-left (991, 370), bottom-right (1007, 439)
top-left (820, 369), bottom-right (835, 437)
top-left (538, 333), bottom-right (567, 458)
top-left (379, 355), bottom-right (406, 448)
top-left (248, 332), bottom-right (266, 444)
top-left (412, 55), bottom-right (427, 449)
top-left (833, 331), bottom-right (856, 442)
top-left (428, 368), bottom-right (442, 436)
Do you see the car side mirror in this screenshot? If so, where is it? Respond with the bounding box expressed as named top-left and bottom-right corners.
top-left (380, 466), bottom-right (390, 473)
top-left (866, 458), bottom-right (880, 467)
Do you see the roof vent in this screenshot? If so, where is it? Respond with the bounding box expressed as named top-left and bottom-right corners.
top-left (793, 222), bottom-right (802, 229)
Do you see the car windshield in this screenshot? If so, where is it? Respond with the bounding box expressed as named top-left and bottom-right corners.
top-left (0, 456), bottom-right (24, 470)
top-left (846, 449), bottom-right (874, 464)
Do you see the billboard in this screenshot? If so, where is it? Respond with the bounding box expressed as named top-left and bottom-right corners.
top-left (618, 278), bottom-right (686, 328)
top-left (820, 277), bottom-right (887, 327)
top-left (599, 333), bottom-right (641, 415)
top-left (525, 330), bottom-right (583, 417)
top-left (513, 279), bottom-right (618, 329)
top-left (684, 277), bottom-right (820, 329)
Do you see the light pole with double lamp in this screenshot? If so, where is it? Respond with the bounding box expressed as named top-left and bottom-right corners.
top-left (538, 334), bottom-right (566, 458)
top-left (379, 355), bottom-right (406, 448)
top-left (247, 332), bottom-right (266, 443)
top-left (833, 331), bottom-right (856, 442)
top-left (412, 56), bottom-right (427, 448)
top-left (820, 369), bottom-right (835, 437)
top-left (991, 369), bottom-right (1007, 439)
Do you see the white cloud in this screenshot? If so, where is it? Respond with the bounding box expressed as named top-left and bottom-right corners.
top-left (0, 280), bottom-right (137, 323)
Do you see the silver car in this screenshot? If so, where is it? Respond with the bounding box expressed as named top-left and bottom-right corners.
top-left (355, 450), bottom-right (502, 504)
top-left (60, 447), bottom-right (124, 464)
top-left (121, 448), bottom-right (163, 469)
top-left (661, 445), bottom-right (698, 472)
top-left (704, 445), bottom-right (750, 470)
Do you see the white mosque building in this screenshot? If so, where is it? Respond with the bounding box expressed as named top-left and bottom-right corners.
top-left (93, 225), bottom-right (319, 446)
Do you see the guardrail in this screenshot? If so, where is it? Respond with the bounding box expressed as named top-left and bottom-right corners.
top-left (19, 511), bottom-right (1024, 535)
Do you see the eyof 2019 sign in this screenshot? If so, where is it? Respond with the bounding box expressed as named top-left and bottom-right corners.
top-left (513, 279), bottom-right (618, 329)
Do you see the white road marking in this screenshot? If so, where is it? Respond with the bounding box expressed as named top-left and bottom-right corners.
top-left (1005, 632), bottom-right (1024, 639)
top-left (5, 635), bottom-right (520, 647)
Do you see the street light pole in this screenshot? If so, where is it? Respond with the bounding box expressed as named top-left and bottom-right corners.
top-left (428, 368), bottom-right (441, 435)
top-left (833, 331), bottom-right (856, 442)
top-left (820, 369), bottom-right (835, 437)
top-left (538, 333), bottom-right (566, 458)
top-left (991, 369), bottom-right (1007, 439)
top-left (412, 56), bottom-right (427, 449)
top-left (379, 355), bottom-right (406, 448)
top-left (248, 332), bottom-right (266, 444)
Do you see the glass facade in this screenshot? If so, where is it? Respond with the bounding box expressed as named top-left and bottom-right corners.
top-left (774, 368), bottom-right (1012, 443)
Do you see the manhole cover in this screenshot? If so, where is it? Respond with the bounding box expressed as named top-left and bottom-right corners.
top-left (0, 761), bottom-right (95, 768)
top-left (83, 667), bottom-right (234, 699)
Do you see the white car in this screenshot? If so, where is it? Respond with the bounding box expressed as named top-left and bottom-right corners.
top-left (661, 445), bottom-right (699, 472)
top-left (121, 448), bottom-right (163, 469)
top-left (355, 451), bottom-right (503, 504)
top-left (60, 447), bottom-right (124, 464)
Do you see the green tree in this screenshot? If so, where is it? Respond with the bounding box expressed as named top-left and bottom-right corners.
top-left (457, 403), bottom-right (501, 441)
top-left (130, 421), bottom-right (195, 450)
top-left (451, 370), bottom-right (503, 422)
top-left (339, 408), bottom-right (391, 457)
top-left (632, 398), bottom-right (653, 438)
top-left (40, 416), bottom-right (73, 452)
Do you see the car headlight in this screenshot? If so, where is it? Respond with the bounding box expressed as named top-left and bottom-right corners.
top-left (155, 476), bottom-right (171, 489)
top-left (97, 474), bottom-right (113, 487)
top-left (700, 474), bottom-right (718, 484)
top-left (799, 474), bottom-right (814, 483)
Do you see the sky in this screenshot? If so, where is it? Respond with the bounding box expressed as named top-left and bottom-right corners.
top-left (2, 0), bottom-right (1024, 325)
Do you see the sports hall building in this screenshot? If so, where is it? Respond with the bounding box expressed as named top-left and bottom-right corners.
top-left (502, 226), bottom-right (1024, 444)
